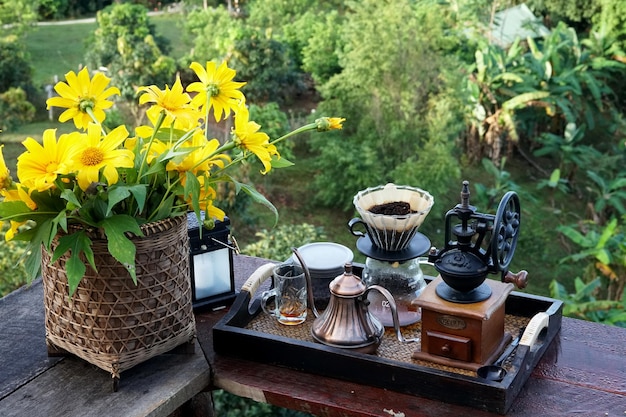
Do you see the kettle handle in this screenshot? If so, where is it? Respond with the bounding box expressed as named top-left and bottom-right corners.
top-left (291, 247), bottom-right (321, 318)
top-left (365, 285), bottom-right (420, 344)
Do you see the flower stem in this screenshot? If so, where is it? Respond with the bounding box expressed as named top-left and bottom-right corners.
top-left (137, 111), bottom-right (166, 182)
top-left (269, 123), bottom-right (316, 146)
top-left (86, 107), bottom-right (107, 136)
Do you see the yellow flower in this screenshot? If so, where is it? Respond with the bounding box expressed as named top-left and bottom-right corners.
top-left (5, 220), bottom-right (26, 241)
top-left (0, 145), bottom-right (11, 190)
top-left (188, 61), bottom-right (246, 123)
top-left (185, 175), bottom-right (225, 221)
top-left (316, 117), bottom-right (345, 131)
top-left (203, 197), bottom-right (226, 221)
top-left (1, 184), bottom-right (36, 210)
top-left (46, 67), bottom-right (120, 130)
top-left (141, 138), bottom-right (170, 165)
top-left (138, 76), bottom-right (199, 130)
top-left (233, 103), bottom-right (279, 174)
top-left (16, 129), bottom-right (79, 193)
top-left (167, 131), bottom-right (230, 176)
top-left (71, 123), bottom-right (134, 191)
top-left (135, 106), bottom-right (183, 139)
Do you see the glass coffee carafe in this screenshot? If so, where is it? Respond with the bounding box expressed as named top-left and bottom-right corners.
top-left (362, 256), bottom-right (428, 327)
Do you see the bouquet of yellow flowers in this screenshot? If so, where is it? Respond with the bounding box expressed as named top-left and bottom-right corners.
top-left (0, 61), bottom-right (344, 295)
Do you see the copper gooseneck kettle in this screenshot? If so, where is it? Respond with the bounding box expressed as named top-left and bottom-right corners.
top-left (293, 249), bottom-right (418, 354)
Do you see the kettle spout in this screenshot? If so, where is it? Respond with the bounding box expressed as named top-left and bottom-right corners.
top-left (291, 247), bottom-right (320, 318)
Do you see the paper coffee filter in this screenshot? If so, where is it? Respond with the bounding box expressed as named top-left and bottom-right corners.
top-left (354, 183), bottom-right (434, 232)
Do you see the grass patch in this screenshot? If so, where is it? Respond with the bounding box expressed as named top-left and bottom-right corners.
top-left (149, 14), bottom-right (190, 61)
top-left (24, 22), bottom-right (97, 86)
top-left (24, 13), bottom-right (185, 87)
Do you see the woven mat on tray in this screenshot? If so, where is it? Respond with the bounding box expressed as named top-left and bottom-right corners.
top-left (246, 313), bottom-right (530, 377)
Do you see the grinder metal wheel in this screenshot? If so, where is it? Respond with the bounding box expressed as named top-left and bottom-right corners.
top-left (491, 191), bottom-right (521, 273)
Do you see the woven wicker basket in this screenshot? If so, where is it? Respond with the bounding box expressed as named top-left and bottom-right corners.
top-left (41, 215), bottom-right (196, 386)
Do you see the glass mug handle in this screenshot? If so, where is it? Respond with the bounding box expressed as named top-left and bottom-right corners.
top-left (260, 287), bottom-right (279, 317)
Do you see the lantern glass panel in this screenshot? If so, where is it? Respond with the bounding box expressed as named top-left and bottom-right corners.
top-left (193, 247), bottom-right (231, 299)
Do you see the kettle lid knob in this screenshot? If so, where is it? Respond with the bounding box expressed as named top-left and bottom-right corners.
top-left (329, 262), bottom-right (366, 296)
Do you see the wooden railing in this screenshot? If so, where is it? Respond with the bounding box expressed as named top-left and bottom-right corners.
top-left (1, 254), bottom-right (624, 417)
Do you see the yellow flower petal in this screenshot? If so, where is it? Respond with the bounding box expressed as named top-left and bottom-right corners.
top-left (138, 76), bottom-right (199, 129)
top-left (0, 145), bottom-right (11, 190)
top-left (233, 103), bottom-right (278, 174)
top-left (188, 61), bottom-right (246, 122)
top-left (16, 129), bottom-right (79, 192)
top-left (46, 67), bottom-right (120, 130)
top-left (71, 123), bottom-right (133, 191)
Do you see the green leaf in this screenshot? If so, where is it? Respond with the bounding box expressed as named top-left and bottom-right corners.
top-left (60, 188), bottom-right (81, 208)
top-left (475, 49), bottom-right (485, 83)
top-left (0, 200), bottom-right (33, 219)
top-left (18, 219), bottom-right (53, 280)
top-left (182, 171), bottom-right (202, 216)
top-left (107, 184), bottom-right (148, 216)
top-left (65, 255), bottom-right (87, 297)
top-left (140, 159), bottom-right (167, 180)
top-left (557, 225), bottom-right (590, 247)
top-left (527, 37), bottom-right (541, 59)
top-left (153, 193), bottom-right (177, 221)
top-left (564, 122), bottom-right (577, 142)
top-left (548, 169), bottom-right (561, 187)
top-left (100, 215), bottom-right (143, 284)
top-left (23, 241), bottom-right (43, 282)
top-left (502, 91), bottom-right (550, 110)
top-left (237, 182), bottom-right (279, 226)
top-left (271, 155), bottom-right (295, 169)
top-left (549, 279), bottom-right (568, 299)
top-left (129, 185), bottom-right (148, 213)
top-left (492, 72), bottom-right (524, 84)
top-left (50, 231), bottom-right (95, 296)
top-left (157, 145), bottom-right (195, 164)
top-left (606, 312), bottom-right (626, 325)
top-left (106, 186), bottom-right (131, 215)
top-left (596, 218), bottom-right (617, 249)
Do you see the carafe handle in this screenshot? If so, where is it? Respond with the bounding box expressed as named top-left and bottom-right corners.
top-left (364, 285), bottom-right (420, 343)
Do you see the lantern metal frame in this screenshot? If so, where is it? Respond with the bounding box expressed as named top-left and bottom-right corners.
top-left (187, 213), bottom-right (237, 311)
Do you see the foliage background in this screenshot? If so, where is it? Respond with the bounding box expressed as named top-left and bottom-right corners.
top-left (1, 0), bottom-right (625, 414)
top-left (1, 0), bottom-right (625, 324)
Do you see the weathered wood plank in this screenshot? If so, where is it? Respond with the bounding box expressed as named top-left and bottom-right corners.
top-left (1, 279), bottom-right (211, 417)
top-left (0, 339), bottom-right (210, 417)
top-left (0, 279), bottom-right (62, 399)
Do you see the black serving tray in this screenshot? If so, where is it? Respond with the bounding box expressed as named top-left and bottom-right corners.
top-left (213, 263), bottom-right (563, 414)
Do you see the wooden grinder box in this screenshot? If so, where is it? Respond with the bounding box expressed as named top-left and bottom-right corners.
top-left (413, 276), bottom-right (513, 370)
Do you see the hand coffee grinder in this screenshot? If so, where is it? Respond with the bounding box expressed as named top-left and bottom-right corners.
top-left (412, 181), bottom-right (528, 371)
top-left (348, 183), bottom-right (434, 327)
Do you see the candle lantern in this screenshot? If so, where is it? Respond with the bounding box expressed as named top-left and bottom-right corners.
top-left (187, 213), bottom-right (236, 311)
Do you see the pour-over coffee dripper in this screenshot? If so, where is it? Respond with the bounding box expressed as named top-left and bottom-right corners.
top-left (351, 183), bottom-right (434, 252)
top-left (349, 183), bottom-right (434, 326)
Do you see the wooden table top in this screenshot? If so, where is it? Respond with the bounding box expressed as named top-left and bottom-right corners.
top-left (2, 254), bottom-right (624, 417)
top-left (195, 254), bottom-right (626, 417)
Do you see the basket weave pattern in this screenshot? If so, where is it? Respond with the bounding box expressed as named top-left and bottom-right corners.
top-left (41, 215), bottom-right (196, 379)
